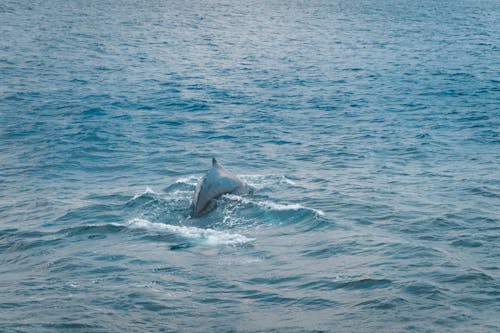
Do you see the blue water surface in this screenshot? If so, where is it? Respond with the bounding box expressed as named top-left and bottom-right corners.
top-left (1, 0), bottom-right (499, 332)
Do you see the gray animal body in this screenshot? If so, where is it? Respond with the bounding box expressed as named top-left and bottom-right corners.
top-left (191, 158), bottom-right (250, 217)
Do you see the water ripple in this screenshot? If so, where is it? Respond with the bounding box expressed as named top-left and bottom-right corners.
top-left (1, 0), bottom-right (499, 331)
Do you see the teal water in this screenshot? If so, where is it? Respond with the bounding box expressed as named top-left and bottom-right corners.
top-left (1, 0), bottom-right (499, 332)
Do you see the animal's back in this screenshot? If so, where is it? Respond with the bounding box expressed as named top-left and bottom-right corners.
top-left (191, 158), bottom-right (248, 217)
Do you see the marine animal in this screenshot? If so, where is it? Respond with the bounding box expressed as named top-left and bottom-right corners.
top-left (191, 158), bottom-right (250, 217)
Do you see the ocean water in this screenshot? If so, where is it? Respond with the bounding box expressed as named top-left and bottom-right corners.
top-left (1, 0), bottom-right (499, 332)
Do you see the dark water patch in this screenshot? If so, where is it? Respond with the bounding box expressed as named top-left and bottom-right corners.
top-left (298, 279), bottom-right (342, 291)
top-left (442, 270), bottom-right (494, 284)
top-left (301, 242), bottom-right (355, 259)
top-left (126, 291), bottom-right (145, 301)
top-left (58, 224), bottom-right (126, 238)
top-left (157, 119), bottom-right (184, 126)
top-left (401, 214), bottom-right (464, 236)
top-left (209, 134), bottom-right (238, 140)
top-left (450, 238), bottom-right (483, 248)
top-left (88, 265), bottom-right (129, 275)
top-left (457, 296), bottom-right (498, 307)
top-left (404, 282), bottom-right (444, 300)
top-left (0, 228), bottom-right (19, 237)
top-left (355, 297), bottom-right (408, 310)
top-left (0, 229), bottom-right (52, 240)
top-left (94, 254), bottom-right (128, 262)
top-left (70, 78), bottom-right (88, 84)
top-left (471, 129), bottom-right (500, 144)
top-left (2, 233), bottom-right (64, 254)
top-left (196, 297), bottom-right (240, 305)
top-left (239, 290), bottom-right (296, 305)
top-left (432, 314), bottom-right (476, 331)
top-left (48, 257), bottom-right (91, 273)
top-left (42, 321), bottom-right (104, 331)
top-left (81, 107), bottom-right (107, 117)
top-left (466, 186), bottom-right (500, 199)
top-left (170, 242), bottom-right (194, 250)
top-left (457, 115), bottom-right (490, 123)
top-left (83, 193), bottom-right (132, 203)
top-left (152, 266), bottom-right (182, 274)
top-left (0, 302), bottom-right (24, 309)
top-left (299, 278), bottom-right (392, 291)
top-left (263, 138), bottom-right (302, 146)
top-left (386, 244), bottom-right (444, 261)
top-left (293, 297), bottom-right (340, 310)
top-left (415, 132), bottom-right (431, 139)
top-left (55, 204), bottom-right (123, 224)
top-left (300, 232), bottom-right (382, 259)
top-left (248, 275), bottom-right (304, 286)
top-left (339, 278), bottom-right (392, 290)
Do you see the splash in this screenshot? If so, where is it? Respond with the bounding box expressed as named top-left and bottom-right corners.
top-left (174, 175), bottom-right (200, 186)
top-left (240, 174), bottom-right (301, 190)
top-left (126, 218), bottom-right (254, 246)
top-left (130, 187), bottom-right (157, 201)
top-left (222, 194), bottom-right (325, 217)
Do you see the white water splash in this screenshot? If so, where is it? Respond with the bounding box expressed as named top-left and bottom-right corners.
top-left (223, 194), bottom-right (325, 217)
top-left (162, 189), bottom-right (192, 202)
top-left (126, 218), bottom-right (254, 246)
top-left (240, 174), bottom-right (300, 190)
top-left (174, 175), bottom-right (200, 186)
top-left (130, 187), bottom-right (156, 201)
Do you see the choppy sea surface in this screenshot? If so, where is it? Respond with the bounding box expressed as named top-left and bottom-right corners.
top-left (1, 0), bottom-right (499, 332)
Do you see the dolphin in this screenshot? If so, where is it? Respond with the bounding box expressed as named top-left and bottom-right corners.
top-left (191, 158), bottom-right (250, 217)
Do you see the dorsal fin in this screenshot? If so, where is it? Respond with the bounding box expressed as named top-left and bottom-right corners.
top-left (212, 158), bottom-right (218, 166)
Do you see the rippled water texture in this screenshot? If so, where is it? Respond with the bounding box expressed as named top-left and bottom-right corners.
top-left (1, 0), bottom-right (499, 332)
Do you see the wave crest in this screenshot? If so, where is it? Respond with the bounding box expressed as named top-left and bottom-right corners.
top-left (126, 218), bottom-right (254, 246)
top-left (223, 194), bottom-right (325, 217)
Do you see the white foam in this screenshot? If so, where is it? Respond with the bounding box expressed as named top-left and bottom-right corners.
top-left (175, 174), bottom-right (297, 191)
top-left (240, 174), bottom-right (301, 190)
top-left (161, 189), bottom-right (192, 202)
top-left (222, 194), bottom-right (325, 217)
top-left (174, 175), bottom-right (200, 186)
top-left (126, 218), bottom-right (253, 246)
top-left (130, 186), bottom-right (191, 204)
top-left (222, 193), bottom-right (253, 204)
top-left (259, 201), bottom-right (325, 217)
top-left (130, 187), bottom-right (156, 201)
top-left (239, 174), bottom-right (266, 189)
top-left (280, 176), bottom-right (298, 186)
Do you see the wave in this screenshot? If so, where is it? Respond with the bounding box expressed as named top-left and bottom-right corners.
top-left (240, 174), bottom-right (301, 190)
top-left (129, 187), bottom-right (156, 201)
top-left (126, 218), bottom-right (254, 246)
top-left (299, 277), bottom-right (392, 291)
top-left (126, 187), bottom-right (192, 216)
top-left (58, 223), bottom-right (126, 237)
top-left (174, 175), bottom-right (201, 187)
top-left (174, 174), bottom-right (301, 191)
top-left (222, 194), bottom-right (325, 217)
top-left (125, 187), bottom-right (163, 210)
top-left (166, 174), bottom-right (323, 222)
